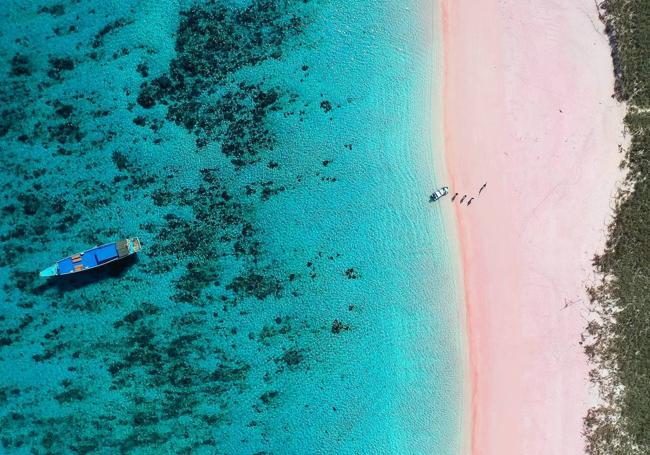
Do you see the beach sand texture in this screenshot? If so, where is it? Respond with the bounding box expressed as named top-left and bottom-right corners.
top-left (440, 1), bottom-right (625, 454)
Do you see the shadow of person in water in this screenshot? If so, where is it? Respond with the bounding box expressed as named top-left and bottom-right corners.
top-left (34, 254), bottom-right (139, 294)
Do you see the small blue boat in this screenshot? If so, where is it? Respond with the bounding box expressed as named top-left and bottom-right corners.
top-left (429, 186), bottom-right (449, 202)
top-left (39, 238), bottom-right (142, 277)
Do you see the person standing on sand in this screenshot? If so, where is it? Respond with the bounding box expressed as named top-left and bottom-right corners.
top-left (467, 197), bottom-right (475, 206)
top-left (460, 195), bottom-right (467, 204)
top-left (479, 182), bottom-right (487, 195)
top-left (451, 192), bottom-right (459, 202)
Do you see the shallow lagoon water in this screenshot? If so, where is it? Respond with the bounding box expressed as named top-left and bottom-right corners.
top-left (0, 0), bottom-right (464, 453)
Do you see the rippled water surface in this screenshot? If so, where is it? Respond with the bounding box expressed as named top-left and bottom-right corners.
top-left (0, 0), bottom-right (463, 453)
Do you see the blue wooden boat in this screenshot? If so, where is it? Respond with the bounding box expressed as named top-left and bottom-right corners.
top-left (39, 238), bottom-right (142, 277)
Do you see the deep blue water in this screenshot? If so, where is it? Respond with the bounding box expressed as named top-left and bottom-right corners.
top-left (0, 0), bottom-right (464, 453)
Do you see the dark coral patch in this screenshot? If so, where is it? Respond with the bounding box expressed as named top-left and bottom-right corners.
top-left (54, 103), bottom-right (74, 119)
top-left (331, 319), bottom-right (350, 334)
top-left (9, 54), bottom-right (31, 77)
top-left (47, 56), bottom-right (75, 80)
top-left (172, 261), bottom-right (220, 304)
top-left (135, 1), bottom-right (307, 167)
top-left (226, 270), bottom-right (282, 301)
top-left (38, 4), bottom-right (65, 16)
top-left (275, 348), bottom-right (304, 371)
top-left (344, 267), bottom-right (360, 279)
top-left (136, 63), bottom-right (149, 77)
top-left (319, 100), bottom-right (332, 113)
top-left (137, 90), bottom-right (155, 109)
top-left (92, 18), bottom-right (133, 49)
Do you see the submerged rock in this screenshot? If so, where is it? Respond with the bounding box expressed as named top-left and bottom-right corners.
top-left (9, 54), bottom-right (31, 77)
top-left (331, 319), bottom-right (350, 334)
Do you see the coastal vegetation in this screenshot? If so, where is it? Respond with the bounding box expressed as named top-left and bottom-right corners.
top-left (584, 1), bottom-right (650, 453)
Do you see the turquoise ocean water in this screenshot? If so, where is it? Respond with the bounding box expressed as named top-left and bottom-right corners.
top-left (0, 0), bottom-right (464, 453)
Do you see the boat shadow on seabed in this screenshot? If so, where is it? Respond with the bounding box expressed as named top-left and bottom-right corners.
top-left (34, 254), bottom-right (139, 294)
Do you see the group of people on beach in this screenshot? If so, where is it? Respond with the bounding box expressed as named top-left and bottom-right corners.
top-left (451, 182), bottom-right (486, 206)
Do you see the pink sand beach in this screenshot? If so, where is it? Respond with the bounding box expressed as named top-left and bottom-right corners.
top-left (439, 1), bottom-right (625, 453)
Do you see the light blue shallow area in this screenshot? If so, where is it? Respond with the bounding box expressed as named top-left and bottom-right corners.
top-left (0, 0), bottom-right (464, 453)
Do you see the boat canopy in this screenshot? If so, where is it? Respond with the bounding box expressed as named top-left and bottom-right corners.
top-left (57, 243), bottom-right (119, 274)
top-left (95, 244), bottom-right (119, 263)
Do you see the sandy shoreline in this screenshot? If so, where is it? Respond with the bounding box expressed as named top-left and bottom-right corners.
top-left (439, 0), bottom-right (625, 453)
top-left (419, 0), bottom-right (472, 452)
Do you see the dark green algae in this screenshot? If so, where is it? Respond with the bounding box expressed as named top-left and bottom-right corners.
top-left (0, 0), bottom-right (356, 453)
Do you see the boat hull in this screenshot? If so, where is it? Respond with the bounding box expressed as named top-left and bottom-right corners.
top-left (429, 186), bottom-right (449, 202)
top-left (39, 264), bottom-right (58, 277)
top-left (39, 237), bottom-right (142, 277)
